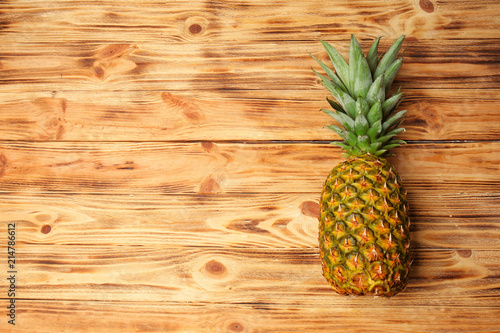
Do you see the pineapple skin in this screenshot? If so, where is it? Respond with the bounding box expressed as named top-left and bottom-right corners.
top-left (319, 154), bottom-right (411, 296)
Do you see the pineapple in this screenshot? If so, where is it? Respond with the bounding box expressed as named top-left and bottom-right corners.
top-left (311, 35), bottom-right (411, 296)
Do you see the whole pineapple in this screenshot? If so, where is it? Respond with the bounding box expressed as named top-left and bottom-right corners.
top-left (311, 35), bottom-right (411, 296)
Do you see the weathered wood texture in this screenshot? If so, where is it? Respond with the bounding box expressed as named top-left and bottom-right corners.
top-left (9, 246), bottom-right (500, 305)
top-left (1, 191), bottom-right (498, 250)
top-left (1, 2), bottom-right (500, 142)
top-left (0, 89), bottom-right (499, 141)
top-left (11, 301), bottom-right (500, 333)
top-left (1, 141), bottom-right (499, 193)
top-left (1, 0), bottom-right (499, 332)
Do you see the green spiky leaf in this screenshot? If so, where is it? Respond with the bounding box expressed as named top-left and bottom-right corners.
top-left (366, 74), bottom-right (385, 107)
top-left (347, 132), bottom-right (358, 146)
top-left (350, 146), bottom-right (361, 156)
top-left (356, 98), bottom-right (370, 117)
top-left (374, 132), bottom-right (399, 145)
top-left (349, 34), bottom-right (373, 99)
top-left (384, 127), bottom-right (406, 138)
top-left (326, 125), bottom-right (348, 141)
top-left (366, 37), bottom-right (381, 74)
top-left (320, 40), bottom-right (349, 89)
top-left (366, 100), bottom-right (383, 126)
top-left (327, 98), bottom-right (345, 113)
top-left (381, 139), bottom-right (406, 150)
top-left (312, 69), bottom-right (332, 85)
top-left (367, 141), bottom-right (383, 154)
top-left (374, 35), bottom-right (405, 79)
top-left (382, 92), bottom-right (404, 117)
top-left (382, 110), bottom-right (407, 133)
top-left (354, 113), bottom-right (369, 136)
top-left (367, 119), bottom-right (382, 143)
top-left (331, 142), bottom-right (352, 152)
top-left (322, 109), bottom-right (355, 133)
top-left (310, 53), bottom-right (349, 93)
top-left (384, 58), bottom-right (403, 95)
top-left (312, 35), bottom-right (407, 157)
top-left (319, 77), bottom-right (357, 118)
top-left (357, 135), bottom-right (371, 150)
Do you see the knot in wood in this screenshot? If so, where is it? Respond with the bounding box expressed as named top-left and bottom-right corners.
top-left (185, 16), bottom-right (208, 36)
top-left (228, 321), bottom-right (244, 332)
top-left (457, 249), bottom-right (472, 258)
top-left (419, 0), bottom-right (435, 13)
top-left (189, 24), bottom-right (202, 34)
top-left (199, 177), bottom-right (220, 194)
top-left (0, 153), bottom-right (6, 177)
top-left (300, 201), bottom-right (320, 218)
top-left (41, 224), bottom-right (52, 234)
top-left (204, 260), bottom-right (227, 278)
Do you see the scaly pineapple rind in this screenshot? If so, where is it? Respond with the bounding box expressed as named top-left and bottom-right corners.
top-left (319, 154), bottom-right (411, 296)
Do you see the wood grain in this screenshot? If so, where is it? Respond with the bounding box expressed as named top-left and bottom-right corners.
top-left (0, 41), bottom-right (498, 92)
top-left (8, 301), bottom-right (500, 333)
top-left (0, 88), bottom-right (498, 141)
top-left (0, 142), bottom-right (498, 194)
top-left (1, 0), bottom-right (499, 44)
top-left (1, 191), bottom-right (498, 250)
top-left (1, 0), bottom-right (499, 331)
top-left (3, 245), bottom-right (499, 306)
top-left (1, 1), bottom-right (499, 144)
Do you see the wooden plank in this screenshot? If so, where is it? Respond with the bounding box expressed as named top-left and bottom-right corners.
top-left (2, 301), bottom-right (499, 333)
top-left (0, 142), bottom-right (498, 194)
top-left (1, 0), bottom-right (499, 45)
top-left (0, 41), bottom-right (498, 93)
top-left (1, 39), bottom-right (498, 64)
top-left (0, 193), bottom-right (498, 250)
top-left (0, 40), bottom-right (497, 82)
top-left (0, 88), bottom-right (498, 141)
top-left (1, 246), bottom-right (499, 306)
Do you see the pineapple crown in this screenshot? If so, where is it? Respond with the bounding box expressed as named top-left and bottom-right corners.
top-left (311, 35), bottom-right (407, 157)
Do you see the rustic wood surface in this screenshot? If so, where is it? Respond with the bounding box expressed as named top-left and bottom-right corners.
top-left (1, 0), bottom-right (499, 332)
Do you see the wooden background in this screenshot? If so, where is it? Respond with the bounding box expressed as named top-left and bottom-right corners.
top-left (1, 0), bottom-right (499, 332)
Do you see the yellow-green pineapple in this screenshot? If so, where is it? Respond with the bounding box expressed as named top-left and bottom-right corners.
top-left (311, 35), bottom-right (411, 296)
